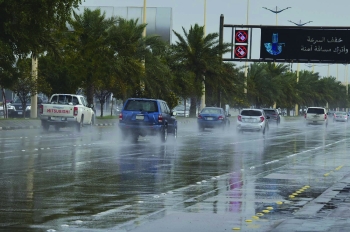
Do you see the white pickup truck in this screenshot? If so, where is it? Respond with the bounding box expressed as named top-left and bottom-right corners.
top-left (39, 94), bottom-right (95, 132)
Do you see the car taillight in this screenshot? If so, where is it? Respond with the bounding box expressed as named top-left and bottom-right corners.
top-left (39, 105), bottom-right (43, 114)
top-left (218, 116), bottom-right (224, 120)
top-left (238, 115), bottom-right (242, 121)
top-left (119, 113), bottom-right (123, 120)
top-left (198, 114), bottom-right (202, 119)
top-left (260, 116), bottom-right (265, 122)
top-left (73, 106), bottom-right (78, 116)
top-left (158, 114), bottom-right (163, 123)
top-left (324, 114), bottom-right (327, 120)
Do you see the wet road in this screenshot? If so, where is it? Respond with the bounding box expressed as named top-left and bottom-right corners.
top-left (1, 117), bottom-right (350, 231)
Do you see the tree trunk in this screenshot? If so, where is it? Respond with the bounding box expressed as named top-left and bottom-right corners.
top-left (189, 97), bottom-right (197, 117)
top-left (2, 88), bottom-right (7, 118)
top-left (100, 100), bottom-right (105, 117)
top-left (22, 102), bottom-right (26, 118)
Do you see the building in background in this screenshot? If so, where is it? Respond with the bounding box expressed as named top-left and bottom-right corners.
top-left (77, 6), bottom-right (173, 43)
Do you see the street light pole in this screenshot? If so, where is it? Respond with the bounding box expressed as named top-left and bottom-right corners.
top-left (288, 20), bottom-right (312, 116)
top-left (244, 0), bottom-right (250, 95)
top-left (263, 6), bottom-right (291, 110)
top-left (142, 0), bottom-right (147, 37)
top-left (200, 0), bottom-right (207, 110)
top-left (262, 6), bottom-right (291, 26)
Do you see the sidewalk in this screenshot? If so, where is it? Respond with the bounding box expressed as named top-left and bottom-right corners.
top-left (0, 117), bottom-right (118, 130)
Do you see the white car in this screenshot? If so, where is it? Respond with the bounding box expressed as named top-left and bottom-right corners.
top-left (236, 109), bottom-right (269, 134)
top-left (304, 107), bottom-right (328, 126)
top-left (173, 105), bottom-right (189, 117)
top-left (333, 111), bottom-right (348, 122)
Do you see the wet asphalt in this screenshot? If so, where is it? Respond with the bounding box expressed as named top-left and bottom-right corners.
top-left (0, 116), bottom-right (350, 232)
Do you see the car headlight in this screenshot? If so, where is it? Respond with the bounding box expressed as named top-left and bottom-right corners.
top-left (26, 106), bottom-right (31, 111)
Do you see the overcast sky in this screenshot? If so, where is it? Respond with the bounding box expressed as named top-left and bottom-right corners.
top-left (81, 0), bottom-right (350, 82)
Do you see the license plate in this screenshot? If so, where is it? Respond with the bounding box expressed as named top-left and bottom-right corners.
top-left (18, 112), bottom-right (22, 115)
top-left (206, 117), bottom-right (213, 120)
top-left (136, 115), bottom-right (144, 120)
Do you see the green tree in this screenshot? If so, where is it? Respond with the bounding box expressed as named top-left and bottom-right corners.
top-left (172, 24), bottom-right (230, 117)
top-left (0, 0), bottom-right (81, 58)
top-left (67, 8), bottom-right (118, 106)
top-left (11, 58), bottom-right (38, 118)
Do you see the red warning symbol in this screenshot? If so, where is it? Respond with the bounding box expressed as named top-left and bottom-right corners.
top-left (235, 30), bottom-right (248, 43)
top-left (234, 45), bottom-right (248, 58)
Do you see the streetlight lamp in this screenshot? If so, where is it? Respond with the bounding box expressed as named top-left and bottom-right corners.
top-left (262, 6), bottom-right (291, 25)
top-left (288, 20), bottom-right (312, 26)
top-left (288, 20), bottom-right (312, 116)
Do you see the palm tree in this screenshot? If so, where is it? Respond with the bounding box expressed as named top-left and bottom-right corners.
top-left (67, 8), bottom-right (118, 106)
top-left (172, 24), bottom-right (230, 117)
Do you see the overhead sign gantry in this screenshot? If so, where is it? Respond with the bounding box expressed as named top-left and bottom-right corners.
top-left (219, 14), bottom-right (350, 64)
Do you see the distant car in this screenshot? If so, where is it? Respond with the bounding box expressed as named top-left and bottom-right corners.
top-left (263, 108), bottom-right (281, 125)
top-left (327, 110), bottom-right (336, 117)
top-left (197, 107), bottom-right (230, 131)
top-left (173, 105), bottom-right (189, 117)
top-left (0, 103), bottom-right (14, 118)
top-left (333, 111), bottom-right (348, 122)
top-left (304, 107), bottom-right (328, 127)
top-left (9, 97), bottom-right (43, 118)
top-left (118, 98), bottom-right (177, 142)
top-left (237, 109), bottom-right (269, 134)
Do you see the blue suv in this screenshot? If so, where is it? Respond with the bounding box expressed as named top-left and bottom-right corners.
top-left (118, 98), bottom-right (177, 142)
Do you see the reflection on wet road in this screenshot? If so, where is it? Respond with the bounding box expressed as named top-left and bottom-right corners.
top-left (1, 117), bottom-right (350, 231)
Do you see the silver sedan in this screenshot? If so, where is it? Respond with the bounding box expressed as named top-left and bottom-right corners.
top-left (333, 111), bottom-right (348, 122)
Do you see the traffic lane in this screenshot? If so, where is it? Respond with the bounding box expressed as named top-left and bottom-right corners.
top-left (0, 120), bottom-right (348, 231)
top-left (128, 121), bottom-right (350, 232)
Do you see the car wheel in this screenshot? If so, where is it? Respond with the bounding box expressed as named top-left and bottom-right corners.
top-left (132, 133), bottom-right (139, 143)
top-left (89, 116), bottom-right (94, 131)
top-left (54, 125), bottom-right (60, 132)
top-left (76, 116), bottom-right (83, 132)
top-left (42, 122), bottom-right (49, 132)
top-left (160, 126), bottom-right (168, 143)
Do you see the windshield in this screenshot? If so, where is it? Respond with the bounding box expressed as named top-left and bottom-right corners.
top-left (13, 98), bottom-right (30, 104)
top-left (124, 100), bottom-right (158, 112)
top-left (174, 105), bottom-right (187, 111)
top-left (241, 110), bottom-right (262, 116)
top-left (335, 112), bottom-right (347, 115)
top-left (307, 108), bottom-right (325, 114)
top-left (263, 109), bottom-right (276, 114)
top-left (201, 108), bottom-right (221, 114)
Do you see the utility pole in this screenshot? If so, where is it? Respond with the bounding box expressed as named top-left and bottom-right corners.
top-left (30, 55), bottom-right (38, 118)
top-left (200, 0), bottom-right (207, 110)
top-left (288, 20), bottom-right (313, 116)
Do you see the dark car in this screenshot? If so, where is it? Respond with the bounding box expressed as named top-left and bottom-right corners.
top-left (118, 98), bottom-right (177, 142)
top-left (197, 107), bottom-right (230, 131)
top-left (9, 96), bottom-right (43, 118)
top-left (263, 108), bottom-right (281, 125)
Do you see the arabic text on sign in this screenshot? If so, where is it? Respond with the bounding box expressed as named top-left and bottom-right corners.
top-left (301, 45), bottom-right (348, 54)
top-left (307, 36), bottom-right (343, 44)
